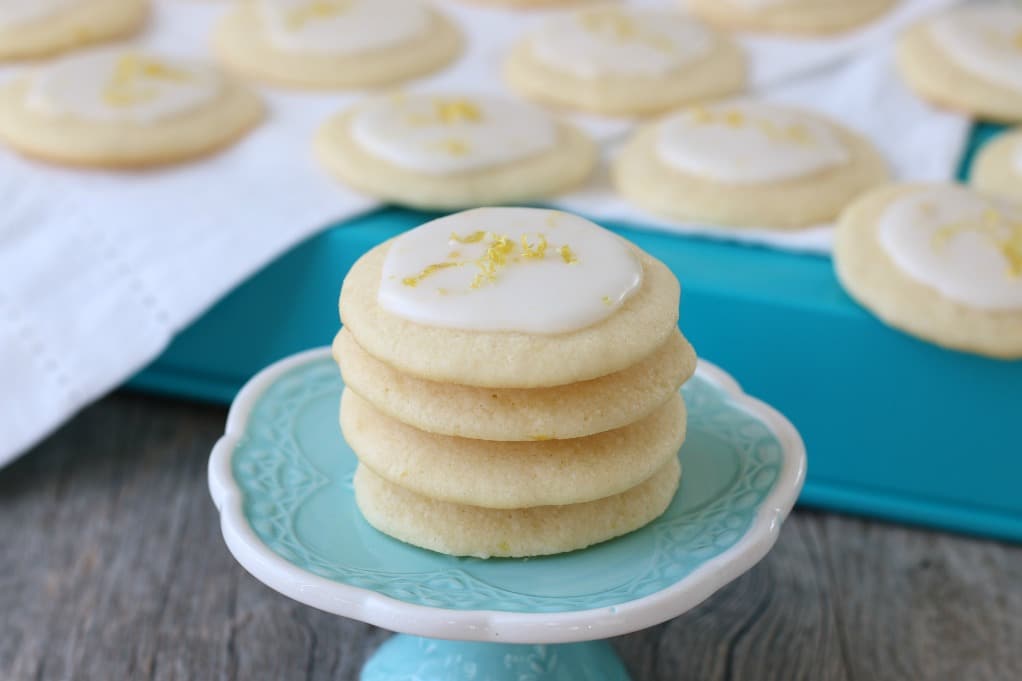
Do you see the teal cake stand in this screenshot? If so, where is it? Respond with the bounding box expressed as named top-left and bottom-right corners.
top-left (208, 348), bottom-right (806, 680)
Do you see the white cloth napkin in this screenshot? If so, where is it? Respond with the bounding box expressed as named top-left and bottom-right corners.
top-left (0, 0), bottom-right (970, 466)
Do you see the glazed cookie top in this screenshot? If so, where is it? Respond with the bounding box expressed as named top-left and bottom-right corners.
top-left (0, 0), bottom-right (80, 29)
top-left (339, 208), bottom-right (681, 388)
top-left (255, 0), bottom-right (430, 55)
top-left (878, 185), bottom-right (1022, 309)
top-left (926, 5), bottom-right (1022, 93)
top-left (526, 7), bottom-right (714, 78)
top-left (24, 49), bottom-right (222, 124)
top-left (378, 207), bottom-right (643, 333)
top-left (655, 101), bottom-right (849, 184)
top-left (349, 94), bottom-right (558, 174)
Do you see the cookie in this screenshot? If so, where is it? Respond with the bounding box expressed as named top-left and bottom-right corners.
top-left (613, 100), bottom-right (889, 230)
top-left (971, 129), bottom-right (1022, 202)
top-left (342, 388), bottom-right (686, 508)
top-left (333, 326), bottom-right (695, 441)
top-left (0, 0), bottom-right (147, 62)
top-left (896, 5), bottom-right (1022, 123)
top-left (0, 48), bottom-right (263, 168)
top-left (834, 183), bottom-right (1022, 359)
top-left (315, 93), bottom-right (596, 210)
top-left (214, 0), bottom-right (462, 89)
top-left (354, 457), bottom-right (681, 558)
top-left (504, 6), bottom-right (745, 116)
top-left (339, 208), bottom-right (680, 388)
top-left (688, 0), bottom-right (894, 35)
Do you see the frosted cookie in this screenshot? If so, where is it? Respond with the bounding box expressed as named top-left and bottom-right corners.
top-left (0, 49), bottom-right (263, 168)
top-left (834, 183), bottom-right (1022, 359)
top-left (0, 0), bottom-right (147, 62)
top-left (316, 94), bottom-right (596, 210)
top-left (214, 0), bottom-right (461, 89)
top-left (971, 129), bottom-right (1022, 202)
top-left (613, 100), bottom-right (889, 230)
top-left (334, 327), bottom-right (695, 440)
top-left (342, 388), bottom-right (685, 508)
top-left (688, 0), bottom-right (895, 35)
top-left (504, 7), bottom-right (745, 116)
top-left (339, 208), bottom-right (680, 388)
top-left (354, 457), bottom-right (680, 558)
top-left (896, 5), bottom-right (1022, 123)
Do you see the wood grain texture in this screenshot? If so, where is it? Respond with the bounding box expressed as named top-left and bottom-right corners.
top-left (1, 393), bottom-right (1020, 681)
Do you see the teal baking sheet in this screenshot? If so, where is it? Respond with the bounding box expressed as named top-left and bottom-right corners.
top-left (131, 124), bottom-right (1022, 543)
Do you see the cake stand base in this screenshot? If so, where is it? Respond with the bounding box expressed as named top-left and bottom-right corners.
top-left (361, 635), bottom-right (631, 681)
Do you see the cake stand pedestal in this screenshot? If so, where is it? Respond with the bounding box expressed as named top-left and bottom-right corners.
top-left (208, 348), bottom-right (806, 680)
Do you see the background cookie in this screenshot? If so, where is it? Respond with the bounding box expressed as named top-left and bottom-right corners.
top-left (354, 457), bottom-right (681, 558)
top-left (215, 0), bottom-right (462, 89)
top-left (0, 0), bottom-right (147, 62)
top-left (316, 93), bottom-right (595, 209)
top-left (613, 100), bottom-right (889, 230)
top-left (834, 183), bottom-right (1022, 359)
top-left (504, 6), bottom-right (745, 116)
top-left (342, 388), bottom-right (686, 508)
top-left (971, 129), bottom-right (1022, 202)
top-left (339, 208), bottom-right (680, 388)
top-left (896, 5), bottom-right (1022, 123)
top-left (334, 327), bottom-right (695, 441)
top-left (0, 49), bottom-right (263, 168)
top-left (688, 0), bottom-right (895, 35)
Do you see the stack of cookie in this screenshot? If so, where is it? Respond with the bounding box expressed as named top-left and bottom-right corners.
top-left (334, 207), bottom-right (697, 558)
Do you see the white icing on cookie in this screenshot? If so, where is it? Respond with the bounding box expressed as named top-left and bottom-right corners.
top-left (878, 186), bottom-right (1022, 309)
top-left (724, 0), bottom-right (789, 9)
top-left (378, 208), bottom-right (644, 334)
top-left (655, 101), bottom-right (849, 184)
top-left (528, 8), bottom-right (713, 78)
top-left (350, 94), bottom-right (558, 174)
top-left (928, 5), bottom-right (1022, 93)
top-left (256, 0), bottom-right (430, 55)
top-left (26, 49), bottom-right (222, 124)
top-left (0, 0), bottom-right (80, 30)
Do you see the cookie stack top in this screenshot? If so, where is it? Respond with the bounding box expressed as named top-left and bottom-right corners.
top-left (340, 207), bottom-right (687, 390)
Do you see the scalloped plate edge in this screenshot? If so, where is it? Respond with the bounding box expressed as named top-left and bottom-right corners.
top-left (209, 347), bottom-right (806, 644)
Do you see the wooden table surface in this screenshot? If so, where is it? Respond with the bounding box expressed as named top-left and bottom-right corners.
top-left (2, 391), bottom-right (1020, 681)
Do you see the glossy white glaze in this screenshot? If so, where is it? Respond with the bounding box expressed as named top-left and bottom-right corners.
top-left (26, 49), bottom-right (221, 124)
top-left (656, 101), bottom-right (849, 184)
top-left (350, 94), bottom-right (558, 174)
top-left (929, 6), bottom-right (1022, 93)
top-left (377, 208), bottom-right (643, 333)
top-left (256, 0), bottom-right (430, 55)
top-left (878, 186), bottom-right (1022, 309)
top-left (529, 8), bottom-right (713, 78)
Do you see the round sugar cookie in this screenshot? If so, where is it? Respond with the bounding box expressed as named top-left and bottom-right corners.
top-left (504, 6), bottom-right (745, 116)
top-left (687, 0), bottom-right (895, 35)
top-left (613, 100), bottom-right (889, 230)
top-left (0, 0), bottom-right (147, 62)
top-left (0, 48), bottom-right (263, 168)
top-left (342, 388), bottom-right (686, 509)
top-left (834, 183), bottom-right (1022, 359)
top-left (971, 129), bottom-right (1022, 202)
top-left (214, 0), bottom-right (462, 89)
top-left (339, 208), bottom-right (681, 388)
top-left (896, 5), bottom-right (1022, 123)
top-left (315, 93), bottom-right (596, 210)
top-left (334, 326), bottom-right (695, 441)
top-left (354, 457), bottom-right (681, 558)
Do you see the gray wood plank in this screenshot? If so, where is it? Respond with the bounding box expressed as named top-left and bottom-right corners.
top-left (1, 394), bottom-right (1019, 681)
